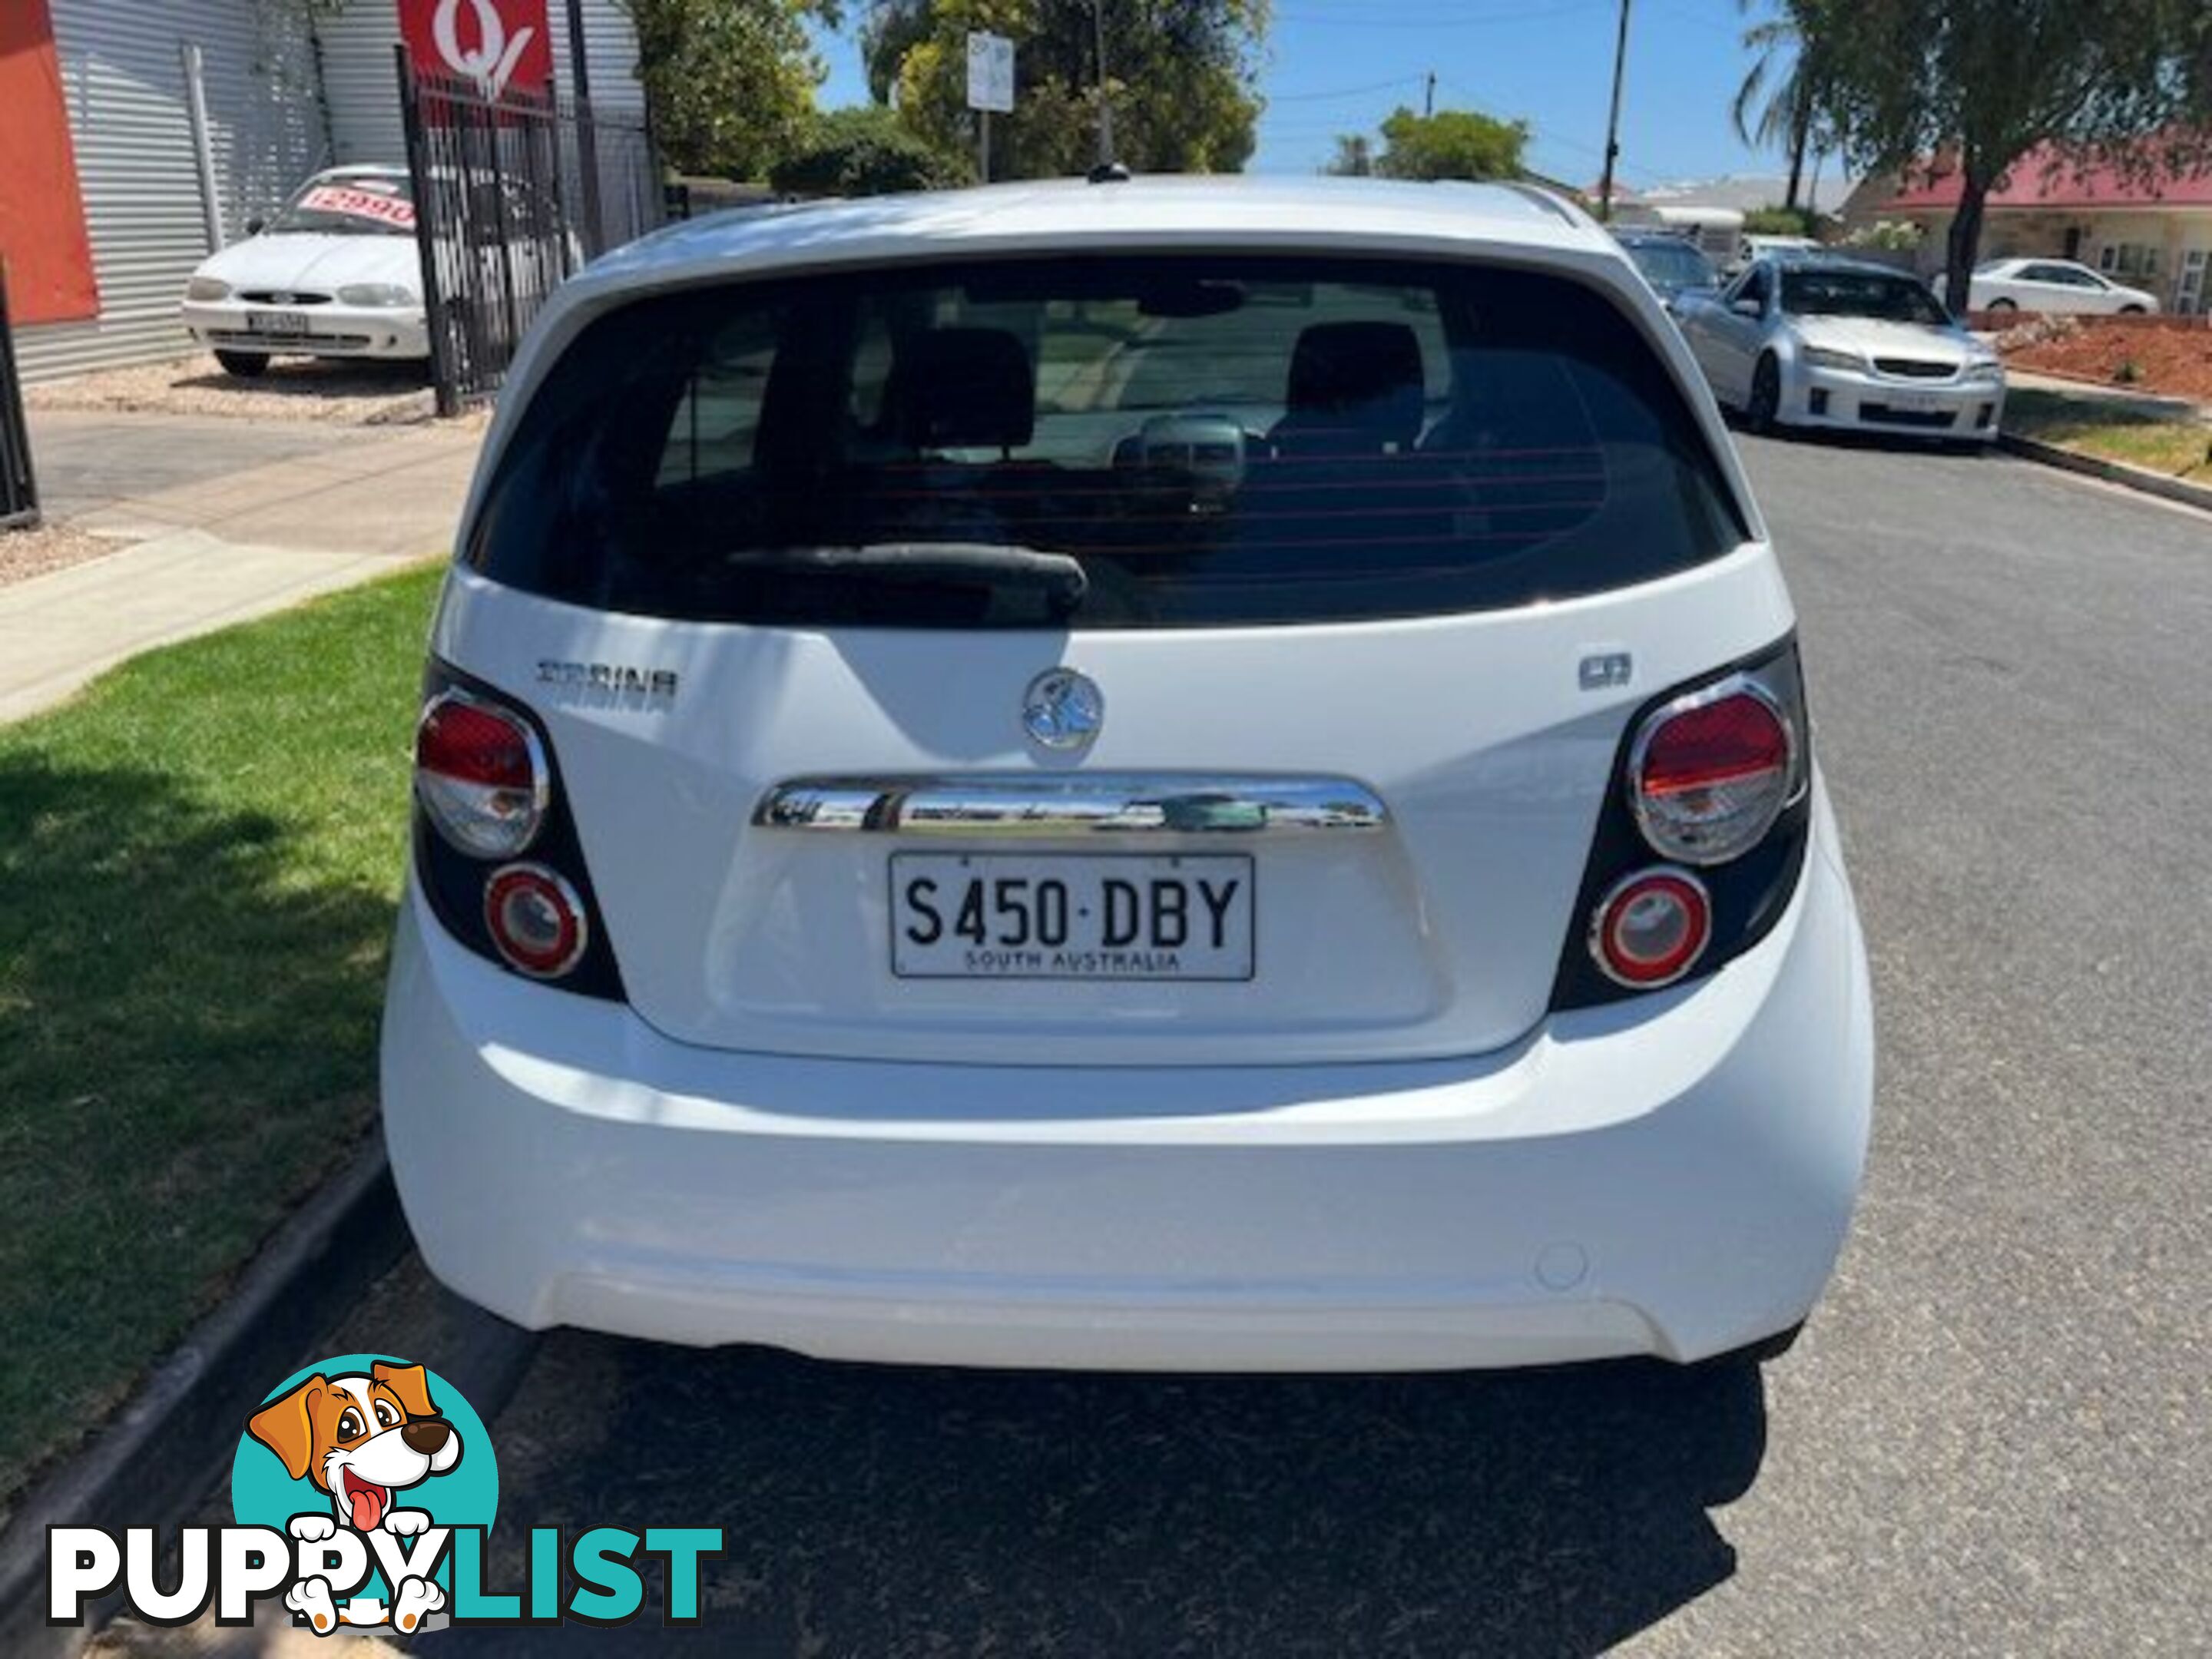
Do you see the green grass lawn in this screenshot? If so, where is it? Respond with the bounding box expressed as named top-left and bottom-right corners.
top-left (0, 564), bottom-right (442, 1511)
top-left (2006, 389), bottom-right (2212, 482)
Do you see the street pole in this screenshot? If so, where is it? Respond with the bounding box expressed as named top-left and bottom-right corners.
top-left (1094, 0), bottom-right (1115, 166)
top-left (564, 0), bottom-right (604, 256)
top-left (1598, 0), bottom-right (1632, 221)
top-left (980, 110), bottom-right (992, 183)
top-left (1425, 71), bottom-right (1435, 118)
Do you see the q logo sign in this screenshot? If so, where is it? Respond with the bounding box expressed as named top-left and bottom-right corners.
top-left (401, 0), bottom-right (552, 102)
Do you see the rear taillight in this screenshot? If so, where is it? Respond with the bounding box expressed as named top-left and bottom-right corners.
top-left (484, 864), bottom-right (589, 978)
top-left (415, 690), bottom-right (548, 858)
top-left (410, 661), bottom-right (625, 1001)
top-left (1628, 677), bottom-right (1796, 866)
top-left (1590, 868), bottom-right (1712, 988)
top-left (1551, 639), bottom-right (1813, 1012)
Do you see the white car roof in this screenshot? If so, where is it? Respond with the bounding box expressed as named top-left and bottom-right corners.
top-left (586, 176), bottom-right (1615, 288)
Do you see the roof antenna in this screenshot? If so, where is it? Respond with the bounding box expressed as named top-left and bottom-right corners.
top-left (1088, 161), bottom-right (1131, 184)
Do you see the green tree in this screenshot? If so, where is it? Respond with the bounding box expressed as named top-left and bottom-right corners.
top-left (1793, 0), bottom-right (2212, 310)
top-left (1367, 106), bottom-right (1529, 181)
top-left (769, 104), bottom-right (973, 194)
top-left (1325, 134), bottom-right (1376, 177)
top-left (618, 0), bottom-right (838, 180)
top-left (860, 2), bottom-right (1268, 180)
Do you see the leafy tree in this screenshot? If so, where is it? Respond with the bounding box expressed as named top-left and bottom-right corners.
top-left (618, 0), bottom-right (839, 180)
top-left (1325, 134), bottom-right (1376, 177)
top-left (1791, 0), bottom-right (2212, 310)
top-left (859, 2), bottom-right (1267, 180)
top-left (1366, 107), bottom-right (1529, 181)
top-left (769, 104), bottom-right (974, 194)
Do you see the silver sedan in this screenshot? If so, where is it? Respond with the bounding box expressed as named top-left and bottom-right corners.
top-left (1676, 257), bottom-right (2007, 444)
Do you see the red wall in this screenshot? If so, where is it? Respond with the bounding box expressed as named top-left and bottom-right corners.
top-left (0, 0), bottom-right (100, 325)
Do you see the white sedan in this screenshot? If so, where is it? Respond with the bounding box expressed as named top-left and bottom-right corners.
top-left (1677, 255), bottom-right (2006, 442)
top-left (180, 166), bottom-right (429, 376)
top-left (1968, 258), bottom-right (2160, 316)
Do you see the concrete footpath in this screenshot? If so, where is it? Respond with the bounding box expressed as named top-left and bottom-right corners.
top-left (0, 414), bottom-right (479, 723)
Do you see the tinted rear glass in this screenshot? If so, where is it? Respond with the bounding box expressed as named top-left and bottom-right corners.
top-left (1624, 239), bottom-right (1717, 290)
top-left (469, 255), bottom-right (1747, 628)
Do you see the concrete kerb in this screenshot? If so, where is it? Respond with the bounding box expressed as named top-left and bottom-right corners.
top-left (0, 1137), bottom-right (538, 1658)
top-left (1998, 430), bottom-right (2212, 515)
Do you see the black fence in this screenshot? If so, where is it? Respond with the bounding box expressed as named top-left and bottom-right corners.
top-left (396, 50), bottom-right (663, 415)
top-left (0, 267), bottom-right (38, 531)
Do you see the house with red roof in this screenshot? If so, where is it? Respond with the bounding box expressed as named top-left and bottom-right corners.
top-left (1839, 141), bottom-right (2212, 314)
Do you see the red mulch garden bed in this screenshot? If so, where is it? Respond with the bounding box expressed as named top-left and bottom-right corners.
top-left (1984, 313), bottom-right (2212, 402)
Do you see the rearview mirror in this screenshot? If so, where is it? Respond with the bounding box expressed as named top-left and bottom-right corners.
top-left (1731, 297), bottom-right (1763, 319)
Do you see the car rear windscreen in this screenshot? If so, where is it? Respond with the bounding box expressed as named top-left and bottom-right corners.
top-left (468, 254), bottom-right (1749, 629)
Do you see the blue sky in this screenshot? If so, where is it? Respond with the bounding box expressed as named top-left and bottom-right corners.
top-left (810, 0), bottom-right (1799, 190)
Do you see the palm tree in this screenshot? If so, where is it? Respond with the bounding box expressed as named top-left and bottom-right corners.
top-left (1732, 5), bottom-right (1829, 214)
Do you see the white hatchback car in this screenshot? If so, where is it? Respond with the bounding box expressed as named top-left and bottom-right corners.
top-left (382, 177), bottom-right (1873, 1373)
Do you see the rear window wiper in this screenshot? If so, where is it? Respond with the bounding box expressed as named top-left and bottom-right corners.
top-left (737, 543), bottom-right (1088, 616)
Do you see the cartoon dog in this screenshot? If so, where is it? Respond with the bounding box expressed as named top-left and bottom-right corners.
top-left (246, 1361), bottom-right (462, 1633)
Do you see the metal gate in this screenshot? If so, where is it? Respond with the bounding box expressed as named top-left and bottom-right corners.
top-left (396, 48), bottom-right (663, 415)
top-left (1, 270), bottom-right (40, 531)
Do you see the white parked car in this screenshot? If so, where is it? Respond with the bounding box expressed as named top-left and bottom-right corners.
top-left (1677, 254), bottom-right (2006, 442)
top-left (1729, 232), bottom-right (1820, 273)
top-left (1967, 257), bottom-right (2160, 316)
top-left (382, 177), bottom-right (1873, 1374)
top-left (180, 165), bottom-right (429, 376)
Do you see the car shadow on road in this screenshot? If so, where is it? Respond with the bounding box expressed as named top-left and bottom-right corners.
top-left (174, 357), bottom-right (431, 397)
top-left (1726, 415), bottom-right (1996, 459)
top-left (433, 1339), bottom-right (1767, 1657)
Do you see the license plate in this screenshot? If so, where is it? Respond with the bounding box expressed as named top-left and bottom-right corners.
top-left (891, 853), bottom-right (1253, 981)
top-left (1886, 389), bottom-right (1942, 413)
top-left (246, 310), bottom-right (310, 336)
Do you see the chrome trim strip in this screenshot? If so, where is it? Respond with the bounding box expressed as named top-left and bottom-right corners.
top-left (753, 774), bottom-right (1389, 836)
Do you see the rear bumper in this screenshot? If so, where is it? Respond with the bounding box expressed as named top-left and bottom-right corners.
top-left (381, 820), bottom-right (1873, 1371)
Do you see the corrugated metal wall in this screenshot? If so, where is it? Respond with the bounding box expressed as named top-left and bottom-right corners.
top-left (16, 0), bottom-right (644, 382)
top-left (555, 0), bottom-right (648, 122)
top-left (319, 0), bottom-right (645, 170)
top-left (316, 0), bottom-right (410, 167)
top-left (17, 0), bottom-right (329, 382)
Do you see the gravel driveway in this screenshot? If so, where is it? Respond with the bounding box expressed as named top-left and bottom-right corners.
top-left (26, 353), bottom-right (443, 428)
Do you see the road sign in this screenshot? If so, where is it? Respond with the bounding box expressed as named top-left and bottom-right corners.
top-left (966, 31), bottom-right (1015, 114)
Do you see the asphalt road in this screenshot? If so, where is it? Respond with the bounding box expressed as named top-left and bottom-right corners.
top-left (406, 439), bottom-right (2209, 1657)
